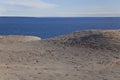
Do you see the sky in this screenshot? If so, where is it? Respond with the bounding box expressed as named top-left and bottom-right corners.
top-left (0, 0), bottom-right (120, 17)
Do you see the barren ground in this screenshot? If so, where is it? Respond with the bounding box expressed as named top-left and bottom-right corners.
top-left (0, 30), bottom-right (120, 80)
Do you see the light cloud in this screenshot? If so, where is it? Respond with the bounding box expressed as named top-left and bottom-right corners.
top-left (3, 0), bottom-right (58, 9)
top-left (0, 8), bottom-right (7, 15)
top-left (0, 8), bottom-right (6, 12)
top-left (0, 0), bottom-right (58, 16)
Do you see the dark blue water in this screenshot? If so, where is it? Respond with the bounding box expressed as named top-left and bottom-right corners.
top-left (0, 17), bottom-right (120, 38)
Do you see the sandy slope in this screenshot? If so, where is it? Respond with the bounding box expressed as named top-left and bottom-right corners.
top-left (0, 30), bottom-right (120, 80)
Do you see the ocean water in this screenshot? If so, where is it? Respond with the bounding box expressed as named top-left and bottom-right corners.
top-left (0, 17), bottom-right (120, 38)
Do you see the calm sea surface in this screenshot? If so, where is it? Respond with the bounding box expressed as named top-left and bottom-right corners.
top-left (0, 17), bottom-right (120, 38)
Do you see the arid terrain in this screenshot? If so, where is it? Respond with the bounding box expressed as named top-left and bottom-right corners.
top-left (0, 30), bottom-right (120, 80)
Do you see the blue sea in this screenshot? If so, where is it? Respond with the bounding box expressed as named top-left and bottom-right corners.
top-left (0, 17), bottom-right (120, 38)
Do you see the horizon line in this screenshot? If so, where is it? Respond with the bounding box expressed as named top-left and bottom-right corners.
top-left (0, 16), bottom-right (120, 18)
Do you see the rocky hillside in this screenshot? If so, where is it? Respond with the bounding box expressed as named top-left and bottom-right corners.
top-left (49, 30), bottom-right (120, 51)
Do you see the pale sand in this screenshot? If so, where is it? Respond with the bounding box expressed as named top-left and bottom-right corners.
top-left (0, 30), bottom-right (120, 80)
